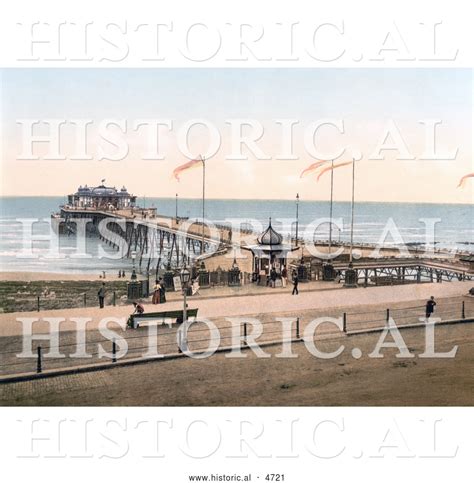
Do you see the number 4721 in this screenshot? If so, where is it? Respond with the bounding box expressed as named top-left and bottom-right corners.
top-left (265, 475), bottom-right (284, 481)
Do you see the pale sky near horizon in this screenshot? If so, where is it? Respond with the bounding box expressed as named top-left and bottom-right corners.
top-left (0, 68), bottom-right (472, 203)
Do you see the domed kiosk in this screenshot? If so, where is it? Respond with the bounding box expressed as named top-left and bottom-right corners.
top-left (243, 218), bottom-right (299, 286)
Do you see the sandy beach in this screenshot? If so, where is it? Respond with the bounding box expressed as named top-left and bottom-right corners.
top-left (0, 271), bottom-right (110, 282)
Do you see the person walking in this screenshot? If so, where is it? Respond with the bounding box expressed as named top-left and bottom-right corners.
top-left (292, 271), bottom-right (299, 295)
top-left (281, 266), bottom-right (287, 288)
top-left (98, 282), bottom-right (106, 308)
top-left (425, 296), bottom-right (437, 320)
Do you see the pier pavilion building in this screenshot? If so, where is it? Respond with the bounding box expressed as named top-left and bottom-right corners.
top-left (67, 184), bottom-right (137, 210)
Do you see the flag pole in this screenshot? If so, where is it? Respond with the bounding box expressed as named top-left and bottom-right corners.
top-left (202, 155), bottom-right (205, 255)
top-left (349, 157), bottom-right (355, 263)
top-left (328, 159), bottom-right (334, 257)
top-left (295, 193), bottom-right (299, 248)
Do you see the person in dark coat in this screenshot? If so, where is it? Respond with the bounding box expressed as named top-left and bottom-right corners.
top-left (425, 296), bottom-right (436, 319)
top-left (270, 268), bottom-right (277, 288)
top-left (159, 277), bottom-right (166, 303)
top-left (292, 271), bottom-right (299, 295)
top-left (98, 282), bottom-right (106, 308)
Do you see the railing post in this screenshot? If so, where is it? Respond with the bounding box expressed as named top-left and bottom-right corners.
top-left (36, 346), bottom-right (42, 373)
top-left (37, 296), bottom-right (40, 312)
top-left (462, 301), bottom-right (465, 319)
top-left (343, 312), bottom-right (347, 333)
top-left (296, 317), bottom-right (300, 339)
top-left (112, 339), bottom-right (117, 363)
top-left (177, 329), bottom-right (182, 353)
top-left (113, 291), bottom-right (116, 306)
top-left (83, 293), bottom-right (87, 307)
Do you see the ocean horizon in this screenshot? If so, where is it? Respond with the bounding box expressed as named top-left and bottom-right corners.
top-left (0, 196), bottom-right (472, 274)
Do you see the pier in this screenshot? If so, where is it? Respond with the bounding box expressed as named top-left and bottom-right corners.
top-left (330, 258), bottom-right (474, 284)
top-left (53, 205), bottom-right (474, 287)
top-left (49, 182), bottom-right (474, 286)
top-left (57, 206), bottom-right (230, 270)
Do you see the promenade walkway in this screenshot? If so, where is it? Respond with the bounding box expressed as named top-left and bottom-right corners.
top-left (0, 280), bottom-right (471, 337)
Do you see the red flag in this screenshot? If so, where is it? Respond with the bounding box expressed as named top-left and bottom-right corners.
top-left (457, 172), bottom-right (474, 188)
top-left (299, 160), bottom-right (330, 178)
top-left (316, 161), bottom-right (352, 182)
top-left (172, 155), bottom-right (204, 182)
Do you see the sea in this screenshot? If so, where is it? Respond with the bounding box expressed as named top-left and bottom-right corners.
top-left (0, 197), bottom-right (472, 274)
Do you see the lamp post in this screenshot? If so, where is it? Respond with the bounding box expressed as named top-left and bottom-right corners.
top-left (229, 249), bottom-right (241, 286)
top-left (131, 250), bottom-right (137, 280)
top-left (344, 158), bottom-right (358, 288)
top-left (201, 156), bottom-right (206, 255)
top-left (323, 160), bottom-right (336, 281)
top-left (146, 267), bottom-right (150, 295)
top-left (127, 249), bottom-right (140, 300)
top-left (175, 193), bottom-right (178, 220)
top-left (349, 158), bottom-right (355, 264)
top-left (180, 263), bottom-right (191, 325)
top-left (295, 193), bottom-right (300, 247)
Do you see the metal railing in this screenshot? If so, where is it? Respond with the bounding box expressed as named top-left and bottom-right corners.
top-left (10, 291), bottom-right (122, 313)
top-left (1, 297), bottom-right (472, 379)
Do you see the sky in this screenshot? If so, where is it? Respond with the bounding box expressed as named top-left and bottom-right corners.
top-left (0, 68), bottom-right (472, 203)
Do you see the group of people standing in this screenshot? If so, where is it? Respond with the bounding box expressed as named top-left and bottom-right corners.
top-left (267, 267), bottom-right (287, 288)
top-left (266, 267), bottom-right (300, 295)
top-left (256, 265), bottom-right (300, 295)
top-left (97, 278), bottom-right (167, 309)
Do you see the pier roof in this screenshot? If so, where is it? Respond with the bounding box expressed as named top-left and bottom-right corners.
top-left (72, 184), bottom-right (132, 197)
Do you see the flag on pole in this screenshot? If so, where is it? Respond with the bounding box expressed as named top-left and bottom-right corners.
top-left (299, 160), bottom-right (330, 178)
top-left (457, 172), bottom-right (474, 188)
top-left (173, 155), bottom-right (204, 181)
top-left (101, 178), bottom-right (106, 183)
top-left (316, 161), bottom-right (353, 182)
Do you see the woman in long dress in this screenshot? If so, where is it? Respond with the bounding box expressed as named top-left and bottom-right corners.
top-left (152, 281), bottom-right (161, 304)
top-left (281, 267), bottom-right (287, 288)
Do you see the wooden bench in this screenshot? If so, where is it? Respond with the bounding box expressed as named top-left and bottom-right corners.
top-left (128, 308), bottom-right (199, 329)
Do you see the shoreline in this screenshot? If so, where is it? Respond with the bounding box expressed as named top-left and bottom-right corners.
top-left (0, 271), bottom-right (108, 282)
